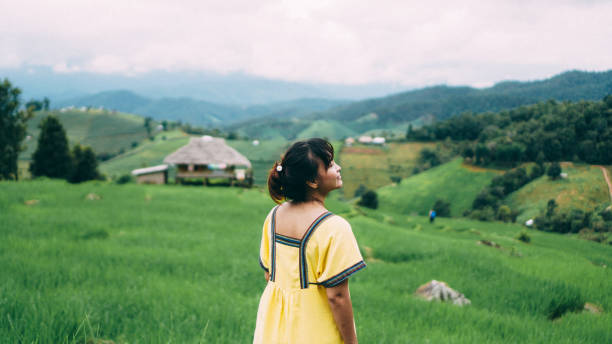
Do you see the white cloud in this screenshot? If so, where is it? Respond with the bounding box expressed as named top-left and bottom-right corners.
top-left (1, 0), bottom-right (611, 86)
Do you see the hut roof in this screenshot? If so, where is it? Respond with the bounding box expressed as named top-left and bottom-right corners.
top-left (163, 136), bottom-right (251, 167)
top-left (131, 164), bottom-right (168, 176)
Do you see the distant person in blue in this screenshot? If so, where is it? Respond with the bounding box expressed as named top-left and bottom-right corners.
top-left (429, 209), bottom-right (436, 223)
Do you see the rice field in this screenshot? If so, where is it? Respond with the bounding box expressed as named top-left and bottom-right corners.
top-left (1, 179), bottom-right (610, 343)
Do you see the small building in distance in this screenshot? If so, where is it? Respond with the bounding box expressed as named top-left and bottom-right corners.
top-left (164, 136), bottom-right (253, 186)
top-left (131, 164), bottom-right (169, 184)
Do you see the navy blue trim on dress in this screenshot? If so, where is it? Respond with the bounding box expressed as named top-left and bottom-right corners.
top-left (317, 260), bottom-right (367, 288)
top-left (299, 212), bottom-right (334, 289)
top-left (259, 257), bottom-right (269, 273)
top-left (269, 205), bottom-right (280, 281)
top-left (275, 233), bottom-right (301, 247)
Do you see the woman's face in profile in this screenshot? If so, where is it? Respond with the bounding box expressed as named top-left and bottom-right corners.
top-left (316, 160), bottom-right (342, 193)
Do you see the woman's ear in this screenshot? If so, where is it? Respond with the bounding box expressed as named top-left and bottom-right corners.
top-left (306, 180), bottom-right (318, 189)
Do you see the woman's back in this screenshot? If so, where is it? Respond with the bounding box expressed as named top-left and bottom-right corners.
top-left (254, 205), bottom-right (366, 343)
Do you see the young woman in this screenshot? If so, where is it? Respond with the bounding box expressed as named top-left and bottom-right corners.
top-left (254, 138), bottom-right (366, 344)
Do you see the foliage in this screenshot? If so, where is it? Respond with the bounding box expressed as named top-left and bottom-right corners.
top-left (69, 144), bottom-right (102, 183)
top-left (115, 173), bottom-right (133, 184)
top-left (29, 115), bottom-right (72, 179)
top-left (547, 162), bottom-right (562, 179)
top-left (432, 199), bottom-right (451, 217)
top-left (415, 96), bottom-right (612, 165)
top-left (0, 79), bottom-right (33, 180)
top-left (516, 229), bottom-right (531, 243)
top-left (353, 184), bottom-right (368, 198)
top-left (358, 190), bottom-right (378, 209)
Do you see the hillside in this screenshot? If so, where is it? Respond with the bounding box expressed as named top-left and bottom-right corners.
top-left (505, 163), bottom-right (610, 223)
top-left (99, 131), bottom-right (191, 178)
top-left (231, 69), bottom-right (612, 139)
top-left (377, 158), bottom-right (503, 216)
top-left (337, 142), bottom-right (437, 198)
top-left (1, 180), bottom-right (610, 342)
top-left (20, 109), bottom-right (149, 160)
top-left (56, 90), bottom-right (347, 127)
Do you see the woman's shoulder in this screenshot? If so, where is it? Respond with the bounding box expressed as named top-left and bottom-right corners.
top-left (314, 213), bottom-right (352, 238)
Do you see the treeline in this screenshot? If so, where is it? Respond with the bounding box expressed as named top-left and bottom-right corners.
top-left (407, 96), bottom-right (612, 164)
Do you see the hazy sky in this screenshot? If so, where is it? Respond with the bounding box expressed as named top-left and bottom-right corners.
top-left (2, 0), bottom-right (611, 87)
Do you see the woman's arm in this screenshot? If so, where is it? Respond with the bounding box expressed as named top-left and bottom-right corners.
top-left (264, 271), bottom-right (269, 281)
top-left (326, 280), bottom-right (357, 344)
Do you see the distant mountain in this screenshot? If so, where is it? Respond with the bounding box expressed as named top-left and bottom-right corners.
top-left (54, 90), bottom-right (347, 126)
top-left (0, 65), bottom-right (405, 105)
top-left (230, 69), bottom-right (612, 139)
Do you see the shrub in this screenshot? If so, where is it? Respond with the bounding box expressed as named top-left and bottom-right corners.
top-left (358, 190), bottom-right (378, 209)
top-left (116, 174), bottom-right (133, 185)
top-left (516, 229), bottom-right (531, 243)
top-left (432, 199), bottom-right (451, 217)
top-left (547, 162), bottom-right (562, 179)
top-left (389, 175), bottom-right (402, 184)
top-left (354, 184), bottom-right (368, 198)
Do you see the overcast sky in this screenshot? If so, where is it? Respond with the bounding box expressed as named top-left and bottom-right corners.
top-left (2, 0), bottom-right (611, 87)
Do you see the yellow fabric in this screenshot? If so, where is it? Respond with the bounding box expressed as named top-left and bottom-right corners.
top-left (254, 208), bottom-right (365, 344)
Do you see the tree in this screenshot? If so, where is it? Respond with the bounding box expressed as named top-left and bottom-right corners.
top-left (0, 79), bottom-right (33, 180)
top-left (144, 116), bottom-right (153, 138)
top-left (30, 116), bottom-right (72, 179)
top-left (25, 99), bottom-right (44, 111)
top-left (43, 97), bottom-right (50, 111)
top-left (547, 162), bottom-right (562, 180)
top-left (432, 199), bottom-right (451, 217)
top-left (69, 144), bottom-right (101, 183)
top-left (358, 190), bottom-right (378, 209)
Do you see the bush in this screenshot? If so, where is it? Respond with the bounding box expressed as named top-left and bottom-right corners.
top-left (432, 199), bottom-right (451, 217)
top-left (116, 174), bottom-right (133, 184)
top-left (516, 229), bottom-right (531, 243)
top-left (354, 184), bottom-right (368, 198)
top-left (358, 190), bottom-right (378, 209)
top-left (547, 162), bottom-right (562, 179)
top-left (497, 205), bottom-right (513, 222)
top-left (389, 175), bottom-right (402, 184)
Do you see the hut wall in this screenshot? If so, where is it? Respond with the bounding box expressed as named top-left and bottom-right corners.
top-left (136, 172), bottom-right (166, 184)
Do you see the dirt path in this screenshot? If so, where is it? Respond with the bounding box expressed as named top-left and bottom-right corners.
top-left (598, 165), bottom-right (612, 202)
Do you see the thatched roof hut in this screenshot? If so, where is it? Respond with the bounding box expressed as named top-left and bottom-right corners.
top-left (164, 136), bottom-right (252, 186)
top-left (164, 136), bottom-right (251, 167)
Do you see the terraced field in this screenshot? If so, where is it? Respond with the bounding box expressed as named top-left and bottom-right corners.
top-left (1, 180), bottom-right (610, 343)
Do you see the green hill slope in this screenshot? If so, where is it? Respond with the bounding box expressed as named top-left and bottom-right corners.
top-left (20, 109), bottom-right (149, 160)
top-left (378, 158), bottom-right (502, 216)
top-left (505, 163), bottom-right (610, 223)
top-left (1, 180), bottom-right (610, 342)
top-left (99, 131), bottom-right (190, 178)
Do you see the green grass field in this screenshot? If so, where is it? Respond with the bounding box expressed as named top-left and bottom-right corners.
top-left (1, 180), bottom-right (610, 343)
top-left (378, 158), bottom-right (503, 217)
top-left (20, 109), bottom-right (149, 160)
top-left (506, 163), bottom-right (610, 223)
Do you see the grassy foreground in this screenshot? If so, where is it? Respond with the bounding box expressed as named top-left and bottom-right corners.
top-left (1, 180), bottom-right (611, 343)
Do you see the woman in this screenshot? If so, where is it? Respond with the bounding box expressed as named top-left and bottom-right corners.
top-left (254, 138), bottom-right (366, 344)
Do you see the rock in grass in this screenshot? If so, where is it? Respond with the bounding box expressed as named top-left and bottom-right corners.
top-left (477, 239), bottom-right (501, 248)
top-left (24, 199), bottom-right (39, 206)
top-left (85, 193), bottom-right (101, 201)
top-left (583, 302), bottom-right (603, 314)
top-left (415, 280), bottom-right (471, 306)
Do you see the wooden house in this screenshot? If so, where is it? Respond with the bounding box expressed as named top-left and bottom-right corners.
top-left (163, 136), bottom-right (253, 186)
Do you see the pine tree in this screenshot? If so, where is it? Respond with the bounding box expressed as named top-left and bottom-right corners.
top-left (0, 79), bottom-right (33, 180)
top-left (30, 116), bottom-right (72, 179)
top-left (69, 144), bottom-right (100, 183)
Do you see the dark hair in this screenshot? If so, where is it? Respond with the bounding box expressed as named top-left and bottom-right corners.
top-left (268, 138), bottom-right (334, 204)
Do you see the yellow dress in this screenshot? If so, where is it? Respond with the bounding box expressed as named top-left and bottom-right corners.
top-left (254, 206), bottom-right (366, 344)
